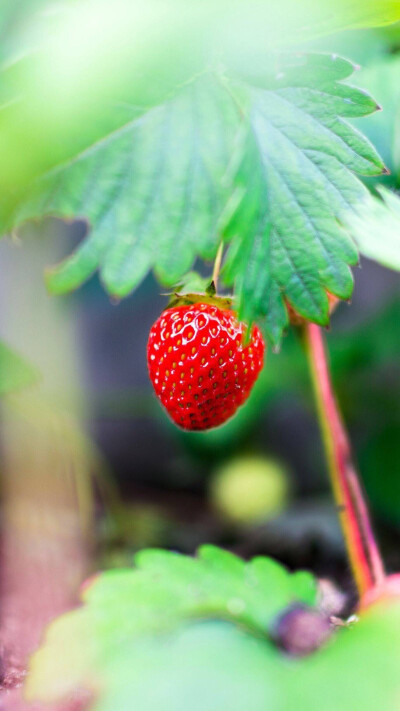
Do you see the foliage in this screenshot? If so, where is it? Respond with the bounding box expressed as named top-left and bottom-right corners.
top-left (1, 2), bottom-right (399, 343)
top-left (5, 53), bottom-right (388, 344)
top-left (80, 604), bottom-right (400, 711)
top-left (222, 54), bottom-right (383, 340)
top-left (15, 75), bottom-right (240, 297)
top-left (27, 544), bottom-right (400, 711)
top-left (361, 425), bottom-right (400, 526)
top-left (352, 54), bottom-right (400, 183)
top-left (0, 340), bottom-right (39, 395)
top-left (26, 545), bottom-right (316, 702)
top-left (343, 187), bottom-right (400, 269)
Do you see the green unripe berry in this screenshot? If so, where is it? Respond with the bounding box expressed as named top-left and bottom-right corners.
top-left (210, 455), bottom-right (290, 525)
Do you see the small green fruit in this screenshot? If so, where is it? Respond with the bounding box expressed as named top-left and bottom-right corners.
top-left (210, 455), bottom-right (289, 525)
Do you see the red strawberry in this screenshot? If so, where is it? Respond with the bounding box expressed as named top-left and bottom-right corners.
top-left (147, 299), bottom-right (265, 431)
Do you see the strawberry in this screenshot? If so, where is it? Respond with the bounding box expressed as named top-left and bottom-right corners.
top-left (147, 297), bottom-right (265, 431)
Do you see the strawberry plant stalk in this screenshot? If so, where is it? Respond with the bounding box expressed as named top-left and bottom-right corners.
top-left (212, 242), bottom-right (224, 289)
top-left (303, 322), bottom-right (385, 598)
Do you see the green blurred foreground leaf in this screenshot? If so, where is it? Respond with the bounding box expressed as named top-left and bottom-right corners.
top-left (26, 545), bottom-right (316, 702)
top-left (93, 622), bottom-right (282, 711)
top-left (0, 1), bottom-right (396, 208)
top-left (92, 601), bottom-right (400, 711)
top-left (26, 545), bottom-right (400, 711)
top-left (9, 54), bottom-right (384, 344)
top-left (0, 340), bottom-right (39, 395)
top-left (3, 0), bottom-right (396, 206)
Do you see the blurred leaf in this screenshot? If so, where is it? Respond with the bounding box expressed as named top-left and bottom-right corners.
top-left (26, 545), bottom-right (316, 702)
top-left (223, 53), bottom-right (384, 342)
top-left (0, 0), bottom-right (397, 205)
top-left (27, 548), bottom-right (400, 711)
top-left (95, 602), bottom-right (400, 711)
top-left (344, 187), bottom-right (400, 270)
top-left (0, 340), bottom-right (39, 395)
top-left (295, 1), bottom-right (400, 32)
top-left (94, 622), bottom-right (286, 711)
top-left (0, 0), bottom-right (65, 65)
top-left (350, 54), bottom-right (400, 183)
top-left (218, 0), bottom-right (400, 55)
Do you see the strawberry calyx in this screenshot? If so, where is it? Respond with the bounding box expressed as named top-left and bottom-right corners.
top-left (166, 279), bottom-right (233, 312)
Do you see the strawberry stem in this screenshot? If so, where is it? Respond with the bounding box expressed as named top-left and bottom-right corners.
top-left (212, 242), bottom-right (224, 289)
top-left (303, 322), bottom-right (385, 598)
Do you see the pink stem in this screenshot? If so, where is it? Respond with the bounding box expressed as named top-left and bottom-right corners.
top-left (304, 322), bottom-right (385, 597)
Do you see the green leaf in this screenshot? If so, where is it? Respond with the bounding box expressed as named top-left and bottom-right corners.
top-left (281, 0), bottom-right (400, 36)
top-left (91, 602), bottom-right (400, 711)
top-left (344, 187), bottom-right (400, 270)
top-left (0, 340), bottom-right (39, 395)
top-left (26, 545), bottom-right (317, 703)
top-left (27, 546), bottom-right (400, 711)
top-left (13, 74), bottom-right (241, 296)
top-left (223, 54), bottom-right (384, 342)
top-left (9, 54), bottom-right (385, 343)
top-left (0, 0), bottom-right (64, 65)
top-left (95, 622), bottom-right (284, 711)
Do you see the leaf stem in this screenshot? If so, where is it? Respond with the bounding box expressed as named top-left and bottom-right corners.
top-left (303, 322), bottom-right (385, 598)
top-left (212, 242), bottom-right (224, 290)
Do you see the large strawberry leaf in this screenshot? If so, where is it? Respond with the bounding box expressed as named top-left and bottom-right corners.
top-left (8, 54), bottom-right (384, 344)
top-left (26, 545), bottom-right (316, 703)
top-left (223, 54), bottom-right (384, 342)
top-left (13, 74), bottom-right (241, 297)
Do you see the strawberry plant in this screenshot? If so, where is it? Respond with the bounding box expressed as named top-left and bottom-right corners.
top-left (1, 0), bottom-right (400, 709)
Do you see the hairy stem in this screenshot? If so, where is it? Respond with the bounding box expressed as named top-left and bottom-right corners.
top-left (212, 242), bottom-right (224, 289)
top-left (303, 322), bottom-right (385, 598)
